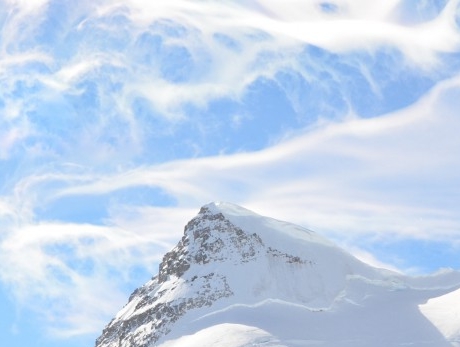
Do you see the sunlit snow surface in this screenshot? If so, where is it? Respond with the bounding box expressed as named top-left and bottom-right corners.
top-left (420, 287), bottom-right (460, 345)
top-left (99, 203), bottom-right (460, 347)
top-left (158, 323), bottom-right (282, 347)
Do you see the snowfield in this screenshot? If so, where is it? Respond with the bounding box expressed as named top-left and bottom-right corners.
top-left (96, 202), bottom-right (460, 347)
top-left (157, 323), bottom-right (283, 347)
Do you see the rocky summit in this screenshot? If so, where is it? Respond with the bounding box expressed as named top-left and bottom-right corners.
top-left (95, 202), bottom-right (460, 347)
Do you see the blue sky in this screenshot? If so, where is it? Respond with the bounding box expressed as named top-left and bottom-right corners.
top-left (0, 0), bottom-right (460, 346)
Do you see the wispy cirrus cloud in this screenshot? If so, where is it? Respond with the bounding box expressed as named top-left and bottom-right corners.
top-left (47, 74), bottom-right (460, 241)
top-left (0, 0), bottom-right (458, 165)
top-left (9, 73), bottom-right (460, 242)
top-left (0, 221), bottom-right (170, 336)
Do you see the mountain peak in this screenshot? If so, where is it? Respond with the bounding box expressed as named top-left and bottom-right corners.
top-left (199, 201), bottom-right (244, 214)
top-left (199, 201), bottom-right (261, 218)
top-left (158, 202), bottom-right (265, 283)
top-left (95, 203), bottom-right (460, 347)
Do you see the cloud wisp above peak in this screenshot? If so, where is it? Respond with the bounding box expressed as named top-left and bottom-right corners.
top-left (15, 73), bottom-right (460, 240)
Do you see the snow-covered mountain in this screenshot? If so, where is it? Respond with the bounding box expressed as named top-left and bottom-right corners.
top-left (95, 202), bottom-right (460, 347)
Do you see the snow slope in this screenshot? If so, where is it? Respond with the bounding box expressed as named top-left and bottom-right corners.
top-left (420, 286), bottom-right (460, 346)
top-left (95, 202), bottom-right (460, 347)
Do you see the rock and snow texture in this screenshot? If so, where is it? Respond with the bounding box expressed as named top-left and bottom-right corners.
top-left (95, 202), bottom-right (460, 347)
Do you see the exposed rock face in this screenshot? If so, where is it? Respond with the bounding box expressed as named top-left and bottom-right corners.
top-left (95, 204), bottom-right (274, 347)
top-left (158, 206), bottom-right (264, 283)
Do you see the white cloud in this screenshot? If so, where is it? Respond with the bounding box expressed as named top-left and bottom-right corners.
top-left (0, 0), bottom-right (49, 52)
top-left (118, 0), bottom-right (460, 66)
top-left (0, 0), bottom-right (457, 162)
top-left (0, 220), bottom-right (173, 337)
top-left (31, 74), bottom-right (460, 242)
top-left (55, 0), bottom-right (460, 120)
top-left (0, 127), bottom-right (29, 159)
top-left (346, 247), bottom-right (403, 274)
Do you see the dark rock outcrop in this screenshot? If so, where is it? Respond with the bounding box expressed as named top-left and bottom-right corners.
top-left (95, 205), bottom-right (267, 347)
